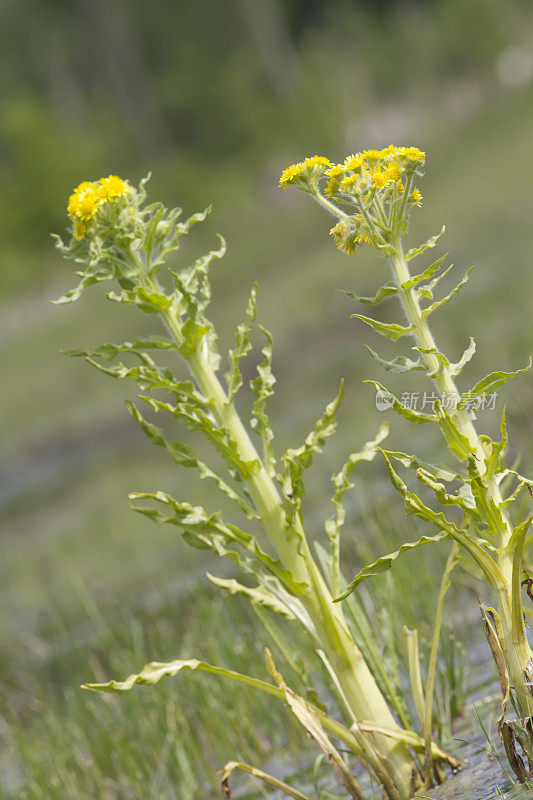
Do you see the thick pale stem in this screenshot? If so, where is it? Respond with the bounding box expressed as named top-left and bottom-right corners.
top-left (124, 252), bottom-right (418, 797)
top-left (388, 238), bottom-right (533, 718)
top-left (164, 308), bottom-right (416, 797)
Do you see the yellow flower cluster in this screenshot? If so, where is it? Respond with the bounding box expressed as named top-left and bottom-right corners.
top-left (279, 155), bottom-right (332, 190)
top-left (280, 145), bottom-right (425, 199)
top-left (67, 175), bottom-right (131, 238)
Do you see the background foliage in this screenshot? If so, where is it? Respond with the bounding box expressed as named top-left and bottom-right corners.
top-left (2, 1), bottom-right (533, 797)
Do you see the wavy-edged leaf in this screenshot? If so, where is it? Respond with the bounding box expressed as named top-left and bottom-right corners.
top-left (449, 337), bottom-right (476, 378)
top-left (415, 263), bottom-right (454, 301)
top-left (404, 226), bottom-right (445, 263)
top-left (83, 656), bottom-right (284, 697)
top-left (52, 268), bottom-right (113, 304)
top-left (421, 265), bottom-right (475, 319)
top-left (364, 380), bottom-right (436, 424)
top-left (225, 284), bottom-right (257, 400)
top-left (221, 761), bottom-right (312, 800)
top-left (65, 345), bottom-right (198, 398)
top-left (139, 394), bottom-right (260, 479)
top-left (401, 252), bottom-right (448, 290)
top-left (467, 457), bottom-right (507, 540)
top-left (480, 407), bottom-right (508, 480)
top-left (325, 423), bottom-right (389, 595)
top-left (279, 382), bottom-right (344, 526)
top-left (458, 358), bottom-right (532, 409)
top-left (342, 283), bottom-right (398, 305)
top-left (382, 453), bottom-right (505, 590)
top-left (250, 324), bottom-right (276, 477)
top-left (66, 336), bottom-right (174, 364)
top-left (435, 401), bottom-right (476, 461)
top-left (351, 314), bottom-right (412, 341)
top-left (365, 346), bottom-right (425, 374)
top-left (415, 468), bottom-right (479, 518)
top-left (129, 491), bottom-right (309, 596)
top-left (126, 401), bottom-right (257, 519)
top-left (336, 532), bottom-right (449, 599)
top-left (384, 450), bottom-right (462, 482)
top-left (206, 573), bottom-right (295, 619)
top-left (83, 650), bottom-right (380, 763)
top-left (412, 346), bottom-right (450, 378)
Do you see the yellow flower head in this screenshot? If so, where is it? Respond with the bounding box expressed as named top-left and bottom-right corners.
top-left (325, 164), bottom-right (345, 178)
top-left (279, 162), bottom-right (304, 190)
top-left (410, 187), bottom-right (423, 206)
top-left (67, 182), bottom-right (102, 223)
top-left (67, 173), bottom-right (132, 237)
top-left (340, 174), bottom-right (359, 191)
top-left (302, 155), bottom-right (331, 170)
top-left (98, 175), bottom-right (131, 199)
top-left (382, 144), bottom-right (398, 158)
top-left (362, 149), bottom-right (383, 162)
top-left (343, 154), bottom-right (363, 172)
top-left (401, 146), bottom-right (426, 163)
top-left (370, 169), bottom-right (391, 189)
top-left (384, 162), bottom-right (402, 181)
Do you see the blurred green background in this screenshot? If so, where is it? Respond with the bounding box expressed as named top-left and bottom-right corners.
top-left (2, 1), bottom-right (533, 797)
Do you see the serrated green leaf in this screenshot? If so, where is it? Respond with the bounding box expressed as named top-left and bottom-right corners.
top-left (449, 338), bottom-right (476, 378)
top-left (225, 284), bottom-right (257, 400)
top-left (351, 314), bottom-right (412, 341)
top-left (401, 252), bottom-right (448, 290)
top-left (415, 263), bottom-right (454, 302)
top-left (66, 336), bottom-right (174, 364)
top-left (342, 283), bottom-right (398, 305)
top-left (383, 450), bottom-right (462, 482)
top-left (365, 346), bottom-right (426, 374)
top-left (467, 456), bottom-right (507, 539)
top-left (412, 345), bottom-right (450, 378)
top-left (336, 532), bottom-right (449, 599)
top-left (206, 573), bottom-right (295, 619)
top-left (325, 423), bottom-right (389, 595)
top-left (66, 345), bottom-right (190, 394)
top-left (435, 401), bottom-right (476, 461)
top-left (126, 401), bottom-right (257, 519)
top-left (421, 265), bottom-right (475, 319)
top-left (53, 269), bottom-right (114, 304)
top-left (404, 226), bottom-right (445, 263)
top-left (364, 380), bottom-right (436, 424)
top-left (82, 651), bottom-right (373, 765)
top-left (83, 656), bottom-right (284, 697)
top-left (139, 394), bottom-right (260, 479)
top-left (415, 468), bottom-right (480, 518)
top-left (129, 491), bottom-right (309, 596)
top-left (458, 358), bottom-right (532, 409)
top-left (480, 407), bottom-right (508, 480)
top-left (250, 325), bottom-right (276, 477)
top-left (279, 382), bottom-right (344, 526)
top-left (382, 453), bottom-right (505, 590)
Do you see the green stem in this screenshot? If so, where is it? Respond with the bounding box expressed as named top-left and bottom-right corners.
top-left (131, 248), bottom-right (418, 798)
top-left (388, 237), bottom-right (533, 719)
